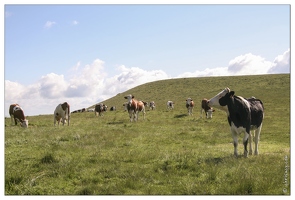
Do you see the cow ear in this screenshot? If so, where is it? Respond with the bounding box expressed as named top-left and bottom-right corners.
top-left (229, 91), bottom-right (235, 97)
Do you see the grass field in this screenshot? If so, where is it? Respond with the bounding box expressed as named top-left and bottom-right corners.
top-left (5, 74), bottom-right (290, 195)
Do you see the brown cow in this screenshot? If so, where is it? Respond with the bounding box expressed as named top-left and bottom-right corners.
top-left (138, 101), bottom-right (146, 120)
top-left (124, 94), bottom-right (146, 122)
top-left (186, 98), bottom-right (195, 116)
top-left (201, 98), bottom-right (215, 119)
top-left (9, 104), bottom-right (28, 128)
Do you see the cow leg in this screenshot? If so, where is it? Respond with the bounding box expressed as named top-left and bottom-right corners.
top-left (129, 110), bottom-right (133, 122)
top-left (68, 115), bottom-right (70, 126)
top-left (249, 131), bottom-right (253, 155)
top-left (243, 132), bottom-right (249, 158)
top-left (231, 129), bottom-right (239, 157)
top-left (254, 125), bottom-right (262, 155)
top-left (134, 111), bottom-right (138, 122)
top-left (10, 115), bottom-right (13, 125)
top-left (14, 117), bottom-right (18, 125)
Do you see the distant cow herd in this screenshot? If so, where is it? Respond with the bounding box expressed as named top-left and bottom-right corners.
top-left (8, 87), bottom-right (264, 157)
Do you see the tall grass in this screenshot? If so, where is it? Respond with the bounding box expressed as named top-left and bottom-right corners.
top-left (5, 74), bottom-right (290, 195)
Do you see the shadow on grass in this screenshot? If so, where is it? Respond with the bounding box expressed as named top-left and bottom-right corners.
top-left (174, 114), bottom-right (187, 118)
top-left (107, 121), bottom-right (124, 125)
top-left (204, 155), bottom-right (246, 165)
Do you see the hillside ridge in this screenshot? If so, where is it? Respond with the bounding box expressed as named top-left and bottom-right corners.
top-left (90, 74), bottom-right (289, 111)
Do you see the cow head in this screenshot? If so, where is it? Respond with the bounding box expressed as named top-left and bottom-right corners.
top-left (124, 94), bottom-right (134, 106)
top-left (21, 119), bottom-right (29, 128)
top-left (219, 91), bottom-right (235, 106)
top-left (208, 88), bottom-right (230, 108)
top-left (186, 98), bottom-right (193, 105)
top-left (206, 108), bottom-right (215, 119)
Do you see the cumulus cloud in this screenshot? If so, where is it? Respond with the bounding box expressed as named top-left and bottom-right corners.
top-left (268, 49), bottom-right (290, 73)
top-left (4, 49), bottom-right (290, 116)
top-left (44, 21), bottom-right (56, 29)
top-left (178, 50), bottom-right (290, 78)
top-left (228, 53), bottom-right (274, 75)
top-left (39, 73), bottom-right (68, 98)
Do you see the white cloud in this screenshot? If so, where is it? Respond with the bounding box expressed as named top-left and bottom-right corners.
top-left (268, 48), bottom-right (290, 73)
top-left (44, 21), bottom-right (56, 29)
top-left (4, 49), bottom-right (290, 116)
top-left (228, 53), bottom-right (274, 75)
top-left (72, 20), bottom-right (79, 25)
top-left (178, 50), bottom-right (290, 78)
top-left (39, 73), bottom-right (68, 98)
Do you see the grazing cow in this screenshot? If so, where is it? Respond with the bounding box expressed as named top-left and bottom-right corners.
top-left (149, 101), bottom-right (156, 110)
top-left (167, 101), bottom-right (174, 110)
top-left (110, 106), bottom-right (116, 111)
top-left (208, 88), bottom-right (264, 157)
top-left (54, 102), bottom-right (70, 126)
top-left (95, 103), bottom-right (107, 116)
top-left (9, 104), bottom-right (28, 128)
top-left (186, 98), bottom-right (195, 116)
top-left (201, 98), bottom-right (215, 118)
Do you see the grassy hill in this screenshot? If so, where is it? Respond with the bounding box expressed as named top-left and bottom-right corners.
top-left (5, 74), bottom-right (290, 195)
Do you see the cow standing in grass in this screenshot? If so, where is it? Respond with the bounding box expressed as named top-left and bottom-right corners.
top-left (186, 98), bottom-right (194, 116)
top-left (95, 103), bottom-right (107, 116)
top-left (149, 101), bottom-right (156, 110)
top-left (201, 98), bottom-right (215, 119)
top-left (9, 104), bottom-right (28, 128)
top-left (167, 101), bottom-right (174, 110)
top-left (54, 102), bottom-right (70, 126)
top-left (124, 94), bottom-right (145, 122)
top-left (208, 88), bottom-right (264, 157)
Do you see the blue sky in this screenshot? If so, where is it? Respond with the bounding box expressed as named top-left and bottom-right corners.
top-left (4, 3), bottom-right (291, 116)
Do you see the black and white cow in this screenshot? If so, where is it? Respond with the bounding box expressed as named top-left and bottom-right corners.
top-left (167, 101), bottom-right (174, 110)
top-left (54, 102), bottom-right (70, 126)
top-left (95, 103), bottom-right (107, 116)
top-left (207, 88), bottom-right (264, 157)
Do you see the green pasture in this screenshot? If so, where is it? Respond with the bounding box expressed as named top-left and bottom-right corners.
top-left (5, 74), bottom-right (290, 195)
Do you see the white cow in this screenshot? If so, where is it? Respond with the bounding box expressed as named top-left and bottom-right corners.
top-left (167, 101), bottom-right (174, 110)
top-left (54, 102), bottom-right (70, 126)
top-left (149, 101), bottom-right (156, 110)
